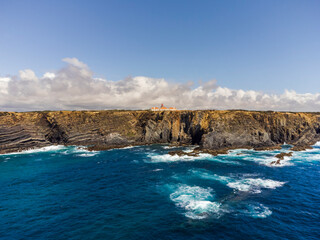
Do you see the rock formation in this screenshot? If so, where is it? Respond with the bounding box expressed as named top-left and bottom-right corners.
top-left (1, 110), bottom-right (320, 154)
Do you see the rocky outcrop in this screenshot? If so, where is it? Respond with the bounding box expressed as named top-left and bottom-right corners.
top-left (1, 110), bottom-right (320, 154)
top-left (201, 111), bottom-right (320, 150)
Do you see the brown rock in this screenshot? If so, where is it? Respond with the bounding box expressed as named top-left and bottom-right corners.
top-left (275, 152), bottom-right (293, 160)
top-left (290, 145), bottom-right (313, 151)
top-left (270, 159), bottom-right (281, 165)
top-left (1, 110), bottom-right (320, 154)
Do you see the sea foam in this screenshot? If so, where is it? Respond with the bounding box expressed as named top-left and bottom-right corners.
top-left (216, 148), bottom-right (294, 167)
top-left (146, 153), bottom-right (239, 165)
top-left (312, 141), bottom-right (320, 147)
top-left (226, 178), bottom-right (285, 193)
top-left (242, 203), bottom-right (272, 218)
top-left (190, 169), bottom-right (285, 194)
top-left (162, 145), bottom-right (178, 149)
top-left (1, 145), bottom-right (67, 155)
top-left (242, 154), bottom-right (294, 167)
top-left (147, 153), bottom-right (212, 163)
top-left (169, 184), bottom-right (222, 219)
top-left (77, 152), bottom-right (99, 157)
top-left (291, 149), bottom-right (320, 162)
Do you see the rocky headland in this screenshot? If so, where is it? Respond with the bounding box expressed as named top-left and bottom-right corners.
top-left (1, 110), bottom-right (320, 155)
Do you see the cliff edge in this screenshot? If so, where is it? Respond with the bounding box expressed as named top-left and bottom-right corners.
top-left (1, 110), bottom-right (320, 154)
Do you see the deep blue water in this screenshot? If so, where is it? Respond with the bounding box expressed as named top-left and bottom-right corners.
top-left (0, 144), bottom-right (319, 240)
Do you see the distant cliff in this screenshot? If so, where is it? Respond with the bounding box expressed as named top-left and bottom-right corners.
top-left (1, 110), bottom-right (320, 154)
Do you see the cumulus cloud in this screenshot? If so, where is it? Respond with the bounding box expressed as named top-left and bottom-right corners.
top-left (0, 58), bottom-right (320, 112)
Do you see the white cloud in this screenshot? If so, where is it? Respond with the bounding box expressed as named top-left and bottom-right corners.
top-left (42, 72), bottom-right (56, 79)
top-left (19, 69), bottom-right (37, 81)
top-left (62, 57), bottom-right (88, 69)
top-left (0, 58), bottom-right (320, 112)
top-left (0, 77), bottom-right (10, 94)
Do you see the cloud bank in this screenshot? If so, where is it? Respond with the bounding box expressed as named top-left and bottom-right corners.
top-left (0, 58), bottom-right (319, 112)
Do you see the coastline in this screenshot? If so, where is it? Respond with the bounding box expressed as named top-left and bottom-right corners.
top-left (1, 141), bottom-right (318, 168)
top-left (1, 110), bottom-right (320, 157)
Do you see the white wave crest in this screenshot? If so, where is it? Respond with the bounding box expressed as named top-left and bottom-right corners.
top-left (190, 169), bottom-right (285, 194)
top-left (182, 146), bottom-right (197, 153)
top-left (152, 168), bottom-right (163, 172)
top-left (163, 145), bottom-right (178, 149)
top-left (1, 145), bottom-right (67, 155)
top-left (242, 154), bottom-right (294, 167)
top-left (119, 145), bottom-right (136, 149)
top-left (59, 146), bottom-right (100, 156)
top-left (146, 153), bottom-right (239, 164)
top-left (169, 184), bottom-right (221, 219)
top-left (147, 153), bottom-right (211, 163)
top-left (291, 150), bottom-right (320, 162)
top-left (312, 142), bottom-right (320, 147)
top-left (227, 178), bottom-right (285, 193)
top-left (199, 148), bottom-right (294, 167)
top-left (222, 149), bottom-right (252, 157)
top-left (77, 152), bottom-right (99, 157)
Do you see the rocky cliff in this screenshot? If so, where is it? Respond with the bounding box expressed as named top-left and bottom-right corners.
top-left (1, 110), bottom-right (320, 154)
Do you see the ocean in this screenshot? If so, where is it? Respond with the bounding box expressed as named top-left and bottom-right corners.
top-left (0, 144), bottom-right (319, 240)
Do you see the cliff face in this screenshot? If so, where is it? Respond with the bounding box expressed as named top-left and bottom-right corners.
top-left (1, 110), bottom-right (320, 154)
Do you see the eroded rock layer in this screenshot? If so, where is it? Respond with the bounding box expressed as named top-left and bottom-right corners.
top-left (1, 110), bottom-right (320, 154)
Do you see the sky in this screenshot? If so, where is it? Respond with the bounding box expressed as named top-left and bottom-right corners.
top-left (0, 0), bottom-right (320, 111)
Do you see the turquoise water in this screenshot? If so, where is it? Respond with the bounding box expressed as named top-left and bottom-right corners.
top-left (0, 144), bottom-right (319, 239)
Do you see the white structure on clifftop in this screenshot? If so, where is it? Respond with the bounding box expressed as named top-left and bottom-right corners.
top-left (151, 104), bottom-right (177, 111)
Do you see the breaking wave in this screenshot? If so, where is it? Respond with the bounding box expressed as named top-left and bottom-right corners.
top-left (146, 153), bottom-right (239, 164)
top-left (227, 145), bottom-right (320, 166)
top-left (190, 169), bottom-right (285, 194)
top-left (167, 183), bottom-right (273, 220)
top-left (162, 145), bottom-right (179, 149)
top-left (0, 145), bottom-right (102, 158)
top-left (221, 147), bottom-right (297, 167)
top-left (242, 154), bottom-right (294, 167)
top-left (291, 147), bottom-right (320, 162)
top-left (312, 141), bottom-right (320, 147)
top-left (60, 146), bottom-right (99, 156)
top-left (76, 152), bottom-right (99, 157)
top-left (169, 184), bottom-right (222, 219)
top-left (119, 145), bottom-right (136, 149)
top-left (226, 178), bottom-right (285, 193)
top-left (147, 153), bottom-right (212, 163)
top-left (1, 145), bottom-right (67, 155)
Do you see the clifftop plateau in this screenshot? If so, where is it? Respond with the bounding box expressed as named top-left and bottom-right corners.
top-left (1, 110), bottom-right (320, 154)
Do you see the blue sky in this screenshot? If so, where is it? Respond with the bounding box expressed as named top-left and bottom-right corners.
top-left (0, 0), bottom-right (319, 93)
top-left (1, 1), bottom-right (320, 112)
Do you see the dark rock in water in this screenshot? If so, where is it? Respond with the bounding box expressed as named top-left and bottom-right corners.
top-left (290, 145), bottom-right (313, 151)
top-left (275, 152), bottom-right (293, 160)
top-left (271, 152), bottom-right (293, 165)
top-left (168, 150), bottom-right (200, 157)
top-left (1, 110), bottom-right (320, 154)
top-left (169, 147), bottom-right (234, 157)
top-left (271, 159), bottom-right (281, 165)
top-left (254, 145), bottom-right (283, 151)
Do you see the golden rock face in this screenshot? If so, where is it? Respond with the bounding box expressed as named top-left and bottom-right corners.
top-left (0, 110), bottom-right (320, 154)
